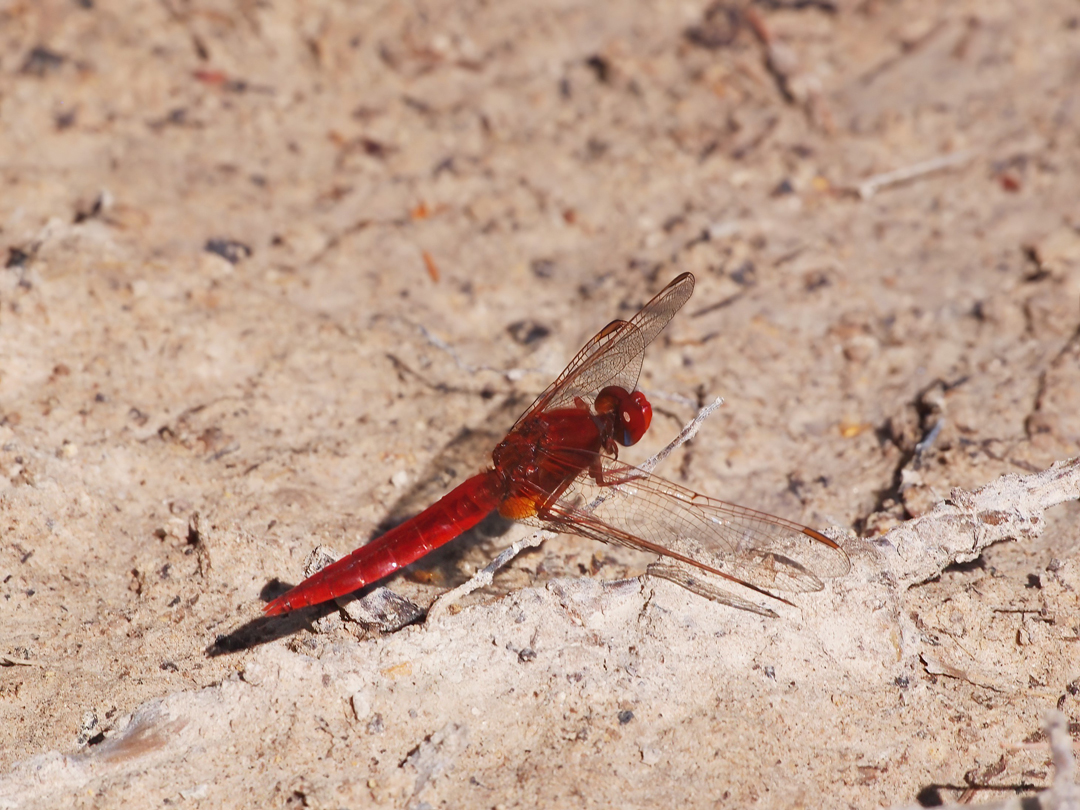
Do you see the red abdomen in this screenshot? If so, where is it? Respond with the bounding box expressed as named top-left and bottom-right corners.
top-left (263, 470), bottom-right (504, 615)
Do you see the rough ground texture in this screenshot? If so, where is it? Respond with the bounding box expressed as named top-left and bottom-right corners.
top-left (1, 0), bottom-right (1079, 807)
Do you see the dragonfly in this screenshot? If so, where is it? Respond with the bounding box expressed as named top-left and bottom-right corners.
top-left (264, 272), bottom-right (849, 617)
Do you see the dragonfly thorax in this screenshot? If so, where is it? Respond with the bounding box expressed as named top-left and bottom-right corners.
top-left (490, 406), bottom-right (609, 518)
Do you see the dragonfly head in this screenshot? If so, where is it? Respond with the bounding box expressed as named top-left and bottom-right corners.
top-left (595, 386), bottom-right (652, 447)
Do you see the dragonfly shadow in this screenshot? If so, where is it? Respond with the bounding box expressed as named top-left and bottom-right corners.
top-left (205, 580), bottom-right (339, 656)
top-left (209, 576), bottom-right (431, 656)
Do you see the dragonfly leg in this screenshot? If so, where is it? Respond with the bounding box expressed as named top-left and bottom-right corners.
top-left (589, 457), bottom-right (647, 488)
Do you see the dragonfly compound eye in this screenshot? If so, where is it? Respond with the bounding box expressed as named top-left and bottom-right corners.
top-left (596, 386), bottom-right (652, 446)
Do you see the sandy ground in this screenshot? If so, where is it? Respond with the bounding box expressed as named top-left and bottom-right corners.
top-left (1, 0), bottom-right (1079, 807)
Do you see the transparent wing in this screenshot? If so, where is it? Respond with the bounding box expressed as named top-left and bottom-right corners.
top-left (646, 562), bottom-right (781, 617)
top-left (516, 453), bottom-right (849, 600)
top-left (511, 273), bottom-right (695, 432)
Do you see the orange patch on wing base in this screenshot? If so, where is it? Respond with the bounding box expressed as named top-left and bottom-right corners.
top-left (499, 496), bottom-right (539, 521)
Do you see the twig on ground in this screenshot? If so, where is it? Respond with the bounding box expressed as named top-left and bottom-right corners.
top-left (855, 150), bottom-right (978, 200)
top-left (417, 324), bottom-right (533, 382)
top-left (883, 455), bottom-right (1080, 589)
top-left (745, 7), bottom-right (834, 131)
top-left (638, 396), bottom-right (724, 475)
top-left (889, 710), bottom-right (1078, 810)
top-left (425, 526), bottom-right (556, 623)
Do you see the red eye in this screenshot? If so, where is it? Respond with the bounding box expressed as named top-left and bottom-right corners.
top-left (596, 386), bottom-right (652, 446)
top-left (623, 390), bottom-right (652, 445)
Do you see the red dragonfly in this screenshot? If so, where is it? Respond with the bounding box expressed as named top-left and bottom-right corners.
top-left (264, 273), bottom-right (848, 616)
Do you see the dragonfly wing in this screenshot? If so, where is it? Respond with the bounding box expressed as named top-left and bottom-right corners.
top-left (516, 317), bottom-right (645, 423)
top-left (519, 454), bottom-right (849, 597)
top-left (512, 273), bottom-right (695, 429)
top-left (622, 272), bottom-right (696, 353)
top-left (646, 562), bottom-right (779, 617)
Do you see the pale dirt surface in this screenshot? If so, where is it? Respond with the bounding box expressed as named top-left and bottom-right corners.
top-left (2, 0), bottom-right (1080, 807)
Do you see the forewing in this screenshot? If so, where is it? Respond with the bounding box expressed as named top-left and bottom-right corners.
top-left (512, 273), bottom-right (695, 430)
top-left (622, 272), bottom-right (696, 355)
top-left (518, 454), bottom-right (849, 597)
